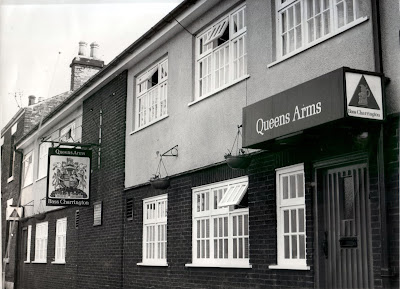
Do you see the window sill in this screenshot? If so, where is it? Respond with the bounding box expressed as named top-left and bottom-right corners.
top-left (51, 261), bottom-right (65, 265)
top-left (24, 261), bottom-right (30, 264)
top-left (268, 264), bottom-right (310, 270)
top-left (188, 75), bottom-right (250, 107)
top-left (130, 115), bottom-right (169, 135)
top-left (7, 176), bottom-right (14, 183)
top-left (137, 262), bottom-right (168, 267)
top-left (267, 16), bottom-right (369, 68)
top-left (32, 261), bottom-right (47, 264)
top-left (35, 175), bottom-right (47, 182)
top-left (185, 263), bottom-right (252, 269)
top-left (22, 183), bottom-right (33, 189)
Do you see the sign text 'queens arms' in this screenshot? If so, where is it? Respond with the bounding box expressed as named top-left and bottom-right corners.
top-left (242, 68), bottom-right (384, 148)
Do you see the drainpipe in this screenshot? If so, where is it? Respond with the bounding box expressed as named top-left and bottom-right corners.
top-left (371, 0), bottom-right (391, 284)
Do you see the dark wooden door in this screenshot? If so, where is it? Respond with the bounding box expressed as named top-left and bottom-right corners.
top-left (321, 163), bottom-right (373, 289)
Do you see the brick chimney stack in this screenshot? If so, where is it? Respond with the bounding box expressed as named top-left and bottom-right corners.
top-left (28, 95), bottom-right (36, 106)
top-left (70, 41), bottom-right (104, 91)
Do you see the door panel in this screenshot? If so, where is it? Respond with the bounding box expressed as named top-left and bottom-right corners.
top-left (322, 163), bottom-right (373, 289)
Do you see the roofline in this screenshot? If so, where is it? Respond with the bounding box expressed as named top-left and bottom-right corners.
top-left (16, 0), bottom-right (199, 148)
top-left (1, 108), bottom-right (25, 137)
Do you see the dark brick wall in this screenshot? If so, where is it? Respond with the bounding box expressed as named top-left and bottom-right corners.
top-left (385, 116), bottom-right (399, 288)
top-left (123, 124), bottom-right (397, 289)
top-left (124, 150), bottom-right (315, 289)
top-left (15, 70), bottom-right (127, 289)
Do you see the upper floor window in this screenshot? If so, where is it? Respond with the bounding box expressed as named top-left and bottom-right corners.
top-left (190, 176), bottom-right (250, 268)
top-left (140, 194), bottom-right (168, 266)
top-left (8, 136), bottom-right (15, 180)
top-left (34, 222), bottom-right (48, 263)
top-left (276, 0), bottom-right (360, 57)
top-left (135, 58), bottom-right (168, 130)
top-left (38, 139), bottom-right (51, 179)
top-left (270, 163), bottom-right (308, 270)
top-left (195, 4), bottom-right (247, 101)
top-left (22, 150), bottom-right (33, 187)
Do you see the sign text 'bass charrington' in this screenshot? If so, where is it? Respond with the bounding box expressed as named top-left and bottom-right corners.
top-left (256, 102), bottom-right (322, 135)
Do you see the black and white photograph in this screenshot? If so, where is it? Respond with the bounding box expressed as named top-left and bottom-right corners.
top-left (0, 0), bottom-right (398, 288)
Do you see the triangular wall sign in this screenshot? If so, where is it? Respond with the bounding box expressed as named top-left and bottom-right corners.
top-left (348, 75), bottom-right (380, 110)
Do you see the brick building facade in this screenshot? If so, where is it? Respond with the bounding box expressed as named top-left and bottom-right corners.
top-left (1, 1), bottom-right (398, 288)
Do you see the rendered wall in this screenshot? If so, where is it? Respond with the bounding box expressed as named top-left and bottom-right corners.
top-left (125, 0), bottom-right (376, 188)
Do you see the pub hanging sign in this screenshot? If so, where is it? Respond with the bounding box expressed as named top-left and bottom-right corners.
top-left (46, 147), bottom-right (91, 206)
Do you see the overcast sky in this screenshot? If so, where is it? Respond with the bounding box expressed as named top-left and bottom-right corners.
top-left (0, 0), bottom-right (182, 132)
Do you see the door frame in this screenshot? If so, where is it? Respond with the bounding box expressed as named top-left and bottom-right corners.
top-left (312, 152), bottom-right (369, 288)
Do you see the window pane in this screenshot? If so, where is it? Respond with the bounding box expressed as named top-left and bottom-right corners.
top-left (284, 210), bottom-right (289, 233)
top-left (283, 176), bottom-right (288, 199)
top-left (345, 0), bottom-right (354, 23)
top-left (292, 235), bottom-right (298, 258)
top-left (299, 235), bottom-right (306, 259)
top-left (336, 1), bottom-right (345, 28)
top-left (244, 214), bottom-right (249, 235)
top-left (244, 238), bottom-right (249, 258)
top-left (224, 217), bottom-right (228, 237)
top-left (284, 236), bottom-right (290, 258)
top-left (233, 216), bottom-right (237, 236)
top-left (233, 239), bottom-right (237, 258)
top-left (197, 220), bottom-right (200, 238)
top-left (224, 239), bottom-right (228, 258)
top-left (290, 175), bottom-right (296, 198)
top-left (291, 209), bottom-right (297, 232)
top-left (238, 216), bottom-right (243, 235)
top-left (298, 208), bottom-right (305, 232)
top-left (297, 173), bottom-right (304, 197)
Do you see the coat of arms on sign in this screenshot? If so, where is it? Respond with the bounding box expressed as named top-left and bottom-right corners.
top-left (50, 157), bottom-right (88, 198)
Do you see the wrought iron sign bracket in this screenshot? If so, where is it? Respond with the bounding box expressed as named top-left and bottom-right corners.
top-left (41, 140), bottom-right (100, 149)
top-left (160, 145), bottom-right (178, 157)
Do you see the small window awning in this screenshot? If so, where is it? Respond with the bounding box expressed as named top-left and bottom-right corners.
top-left (204, 18), bottom-right (229, 45)
top-left (218, 180), bottom-right (248, 208)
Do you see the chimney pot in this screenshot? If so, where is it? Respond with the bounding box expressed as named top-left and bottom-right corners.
top-left (28, 95), bottom-right (36, 106)
top-left (78, 41), bottom-right (87, 56)
top-left (90, 42), bottom-right (100, 59)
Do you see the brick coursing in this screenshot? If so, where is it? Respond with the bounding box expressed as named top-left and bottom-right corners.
top-left (70, 63), bottom-right (102, 91)
top-left (385, 117), bottom-right (399, 288)
top-left (15, 71), bottom-right (127, 289)
top-left (123, 124), bottom-right (396, 289)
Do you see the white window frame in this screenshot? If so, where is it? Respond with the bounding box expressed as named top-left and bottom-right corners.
top-left (194, 4), bottom-right (248, 103)
top-left (22, 150), bottom-right (33, 187)
top-left (186, 176), bottom-right (251, 268)
top-left (34, 222), bottom-right (48, 263)
top-left (53, 218), bottom-right (67, 264)
top-left (135, 58), bottom-right (168, 131)
top-left (24, 225), bottom-right (32, 263)
top-left (138, 194), bottom-right (168, 266)
top-left (275, 0), bottom-right (365, 60)
top-left (269, 163), bottom-right (309, 270)
top-left (38, 138), bottom-right (51, 180)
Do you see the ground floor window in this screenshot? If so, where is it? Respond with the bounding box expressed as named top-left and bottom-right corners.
top-left (270, 163), bottom-right (308, 270)
top-left (139, 194), bottom-right (168, 266)
top-left (189, 176), bottom-right (250, 268)
top-left (34, 222), bottom-right (48, 263)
